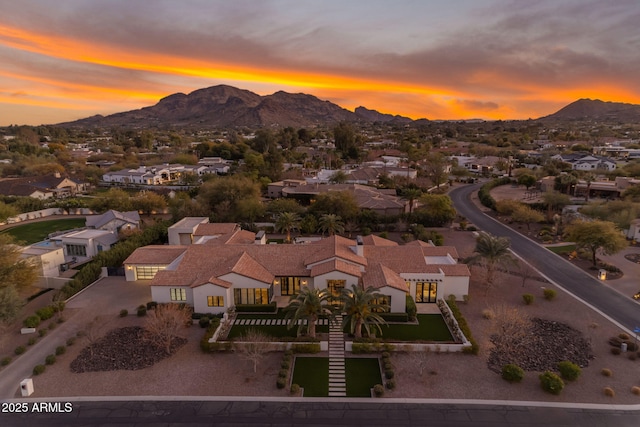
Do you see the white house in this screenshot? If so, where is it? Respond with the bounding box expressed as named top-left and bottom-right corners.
top-left (52, 229), bottom-right (119, 263)
top-left (124, 223), bottom-right (471, 315)
top-left (21, 242), bottom-right (66, 278)
top-left (85, 210), bottom-right (140, 233)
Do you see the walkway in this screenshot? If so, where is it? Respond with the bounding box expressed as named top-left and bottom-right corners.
top-left (231, 318), bottom-right (330, 326)
top-left (328, 314), bottom-right (346, 397)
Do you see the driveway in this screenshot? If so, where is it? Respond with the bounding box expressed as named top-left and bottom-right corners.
top-left (0, 277), bottom-right (151, 399)
top-left (449, 183), bottom-right (640, 332)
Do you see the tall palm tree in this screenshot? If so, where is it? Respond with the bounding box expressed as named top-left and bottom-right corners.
top-left (401, 188), bottom-right (423, 221)
top-left (466, 232), bottom-right (515, 289)
top-left (275, 212), bottom-right (300, 243)
top-left (318, 214), bottom-right (345, 236)
top-left (284, 287), bottom-right (335, 338)
top-left (340, 284), bottom-right (388, 339)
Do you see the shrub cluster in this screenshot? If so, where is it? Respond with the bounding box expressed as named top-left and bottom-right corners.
top-left (445, 296), bottom-right (479, 355)
top-left (291, 343), bottom-right (321, 354)
top-left (557, 361), bottom-right (581, 381)
top-left (23, 315), bottom-right (41, 328)
top-left (136, 305), bottom-right (147, 317)
top-left (373, 384), bottom-right (385, 397)
top-left (379, 313), bottom-right (409, 323)
top-left (543, 288), bottom-right (557, 301)
top-left (539, 371), bottom-right (564, 395)
top-left (405, 295), bottom-right (417, 322)
top-left (501, 364), bottom-right (524, 383)
top-left (235, 302), bottom-right (278, 313)
top-left (522, 294), bottom-right (535, 305)
top-left (119, 309), bottom-right (128, 317)
top-left (14, 346), bottom-right (25, 355)
top-left (32, 365), bottom-right (46, 375)
top-left (45, 354), bottom-right (56, 365)
top-left (277, 350), bottom-right (293, 390)
top-left (199, 318), bottom-right (222, 352)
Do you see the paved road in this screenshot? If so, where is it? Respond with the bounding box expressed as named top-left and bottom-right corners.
top-left (449, 183), bottom-right (640, 332)
top-left (2, 398), bottom-right (640, 427)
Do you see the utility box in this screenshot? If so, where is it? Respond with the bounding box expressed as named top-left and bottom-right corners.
top-left (598, 269), bottom-right (607, 280)
top-left (20, 378), bottom-right (33, 397)
top-left (621, 342), bottom-right (628, 353)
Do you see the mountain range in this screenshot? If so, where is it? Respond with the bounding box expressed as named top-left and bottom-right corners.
top-left (58, 85), bottom-right (640, 128)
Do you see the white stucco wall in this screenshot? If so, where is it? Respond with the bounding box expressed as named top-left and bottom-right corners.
top-left (150, 286), bottom-right (194, 306)
top-left (192, 283), bottom-right (231, 314)
top-left (442, 276), bottom-right (470, 300)
top-left (378, 286), bottom-right (407, 312)
top-left (312, 271), bottom-right (360, 291)
top-left (40, 249), bottom-right (65, 277)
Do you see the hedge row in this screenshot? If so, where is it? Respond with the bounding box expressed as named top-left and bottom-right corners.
top-left (478, 177), bottom-right (513, 210)
top-left (379, 313), bottom-right (409, 323)
top-left (446, 295), bottom-right (479, 355)
top-left (235, 302), bottom-right (277, 313)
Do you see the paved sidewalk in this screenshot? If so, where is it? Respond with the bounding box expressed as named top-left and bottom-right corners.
top-left (596, 246), bottom-right (640, 301)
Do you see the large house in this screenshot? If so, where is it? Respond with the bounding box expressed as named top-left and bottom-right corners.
top-left (86, 210), bottom-right (140, 233)
top-left (0, 173), bottom-right (88, 199)
top-left (551, 154), bottom-right (617, 171)
top-left (124, 221), bottom-right (470, 315)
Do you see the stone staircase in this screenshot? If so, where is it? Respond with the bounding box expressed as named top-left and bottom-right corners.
top-left (328, 315), bottom-right (346, 397)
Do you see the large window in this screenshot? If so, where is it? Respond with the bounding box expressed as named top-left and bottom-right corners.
top-left (372, 295), bottom-right (391, 313)
top-left (170, 288), bottom-right (187, 301)
top-left (207, 296), bottom-right (224, 307)
top-left (65, 244), bottom-right (86, 257)
top-left (415, 282), bottom-right (437, 303)
top-left (135, 265), bottom-right (166, 280)
top-left (279, 277), bottom-right (301, 296)
top-left (234, 288), bottom-right (269, 305)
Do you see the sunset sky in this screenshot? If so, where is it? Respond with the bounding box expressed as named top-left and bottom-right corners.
top-left (1, 0), bottom-right (639, 126)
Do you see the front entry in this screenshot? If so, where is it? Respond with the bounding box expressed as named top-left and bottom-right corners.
top-left (415, 281), bottom-right (437, 303)
top-left (327, 279), bottom-right (345, 307)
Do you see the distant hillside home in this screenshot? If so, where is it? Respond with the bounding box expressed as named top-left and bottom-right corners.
top-left (85, 210), bottom-right (140, 233)
top-left (103, 162), bottom-right (228, 185)
top-left (124, 222), bottom-right (470, 315)
top-left (0, 173), bottom-right (88, 199)
top-left (551, 154), bottom-right (617, 171)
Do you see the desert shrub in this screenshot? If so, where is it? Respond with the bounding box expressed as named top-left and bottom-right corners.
top-left (199, 317), bottom-right (211, 328)
top-left (1, 357), bottom-right (11, 366)
top-left (48, 322), bottom-right (56, 330)
top-left (276, 378), bottom-right (286, 389)
top-left (284, 349), bottom-right (293, 357)
top-left (136, 305), bottom-right (147, 317)
top-left (626, 342), bottom-right (639, 352)
top-left (281, 359), bottom-right (291, 370)
top-left (23, 315), bottom-right (41, 328)
top-left (27, 337), bottom-right (37, 346)
top-left (603, 387), bottom-right (615, 397)
top-left (38, 329), bottom-right (47, 337)
top-left (33, 364), bottom-right (46, 375)
top-left (14, 346), bottom-right (25, 355)
top-left (601, 368), bottom-right (613, 377)
top-left (543, 289), bottom-right (557, 301)
top-left (291, 343), bottom-right (321, 354)
top-left (290, 383), bottom-right (300, 395)
top-left (235, 302), bottom-right (277, 313)
top-left (557, 361), bottom-right (581, 381)
top-left (539, 371), bottom-right (564, 395)
top-left (119, 309), bottom-right (128, 317)
top-left (632, 386), bottom-right (640, 395)
top-left (383, 361), bottom-right (393, 371)
top-left (36, 306), bottom-right (55, 321)
top-left (482, 309), bottom-right (495, 320)
top-left (146, 301), bottom-right (158, 310)
top-left (611, 347), bottom-right (621, 355)
top-left (619, 332), bottom-right (631, 340)
top-left (381, 351), bottom-right (391, 359)
top-left (278, 369), bottom-right (288, 379)
top-left (373, 384), bottom-right (385, 397)
top-left (463, 294), bottom-right (470, 304)
top-left (385, 379), bottom-right (396, 390)
top-left (608, 336), bottom-right (624, 347)
top-left (522, 294), bottom-right (535, 305)
top-left (501, 364), bottom-right (524, 383)
top-left (57, 317), bottom-right (65, 324)
top-left (445, 297), bottom-right (479, 355)
top-left (385, 369), bottom-right (395, 380)
top-left (45, 354), bottom-right (56, 365)
top-left (66, 337), bottom-right (76, 346)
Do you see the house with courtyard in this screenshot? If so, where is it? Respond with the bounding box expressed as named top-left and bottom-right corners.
top-left (124, 221), bottom-right (470, 315)
top-left (85, 209), bottom-right (140, 233)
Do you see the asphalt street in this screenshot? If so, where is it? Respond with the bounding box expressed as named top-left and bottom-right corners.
top-left (449, 183), bottom-right (640, 332)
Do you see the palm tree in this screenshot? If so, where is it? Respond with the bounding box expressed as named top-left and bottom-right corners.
top-left (275, 212), bottom-right (300, 243)
top-left (401, 188), bottom-right (423, 221)
top-left (340, 284), bottom-right (388, 339)
top-left (466, 232), bottom-right (515, 291)
top-left (284, 287), bottom-right (335, 338)
top-left (318, 214), bottom-right (345, 236)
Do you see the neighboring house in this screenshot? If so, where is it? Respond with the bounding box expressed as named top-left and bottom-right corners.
top-left (51, 229), bottom-right (119, 263)
top-left (85, 210), bottom-right (141, 233)
top-left (103, 162), bottom-right (229, 185)
top-left (551, 154), bottom-right (617, 171)
top-left (21, 242), bottom-right (66, 277)
top-left (270, 182), bottom-right (407, 216)
top-left (124, 222), bottom-right (470, 315)
top-left (627, 219), bottom-right (640, 241)
top-left (0, 173), bottom-right (88, 199)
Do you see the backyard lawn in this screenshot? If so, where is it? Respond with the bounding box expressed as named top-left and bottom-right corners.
top-left (377, 314), bottom-right (454, 342)
top-left (345, 358), bottom-right (382, 397)
top-left (291, 357), bottom-right (328, 397)
top-left (1, 218), bottom-right (86, 244)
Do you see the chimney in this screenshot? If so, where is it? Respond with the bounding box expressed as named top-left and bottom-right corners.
top-left (355, 235), bottom-right (364, 257)
top-left (255, 230), bottom-right (266, 245)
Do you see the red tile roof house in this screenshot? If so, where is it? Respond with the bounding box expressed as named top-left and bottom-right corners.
top-left (123, 221), bottom-right (470, 315)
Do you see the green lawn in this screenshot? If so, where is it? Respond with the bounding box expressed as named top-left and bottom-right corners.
top-left (345, 358), bottom-right (382, 397)
top-left (291, 357), bottom-right (328, 397)
top-left (1, 218), bottom-right (86, 245)
top-left (378, 314), bottom-right (454, 342)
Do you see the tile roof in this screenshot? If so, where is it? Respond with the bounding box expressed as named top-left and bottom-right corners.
top-left (86, 210), bottom-right (140, 229)
top-left (310, 259), bottom-right (362, 278)
top-left (124, 245), bottom-right (188, 264)
top-left (361, 235), bottom-right (398, 246)
top-left (193, 223), bottom-right (240, 236)
top-left (439, 264), bottom-right (471, 277)
top-left (362, 262), bottom-right (407, 292)
top-left (225, 252), bottom-right (275, 284)
top-left (304, 235), bottom-right (367, 266)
